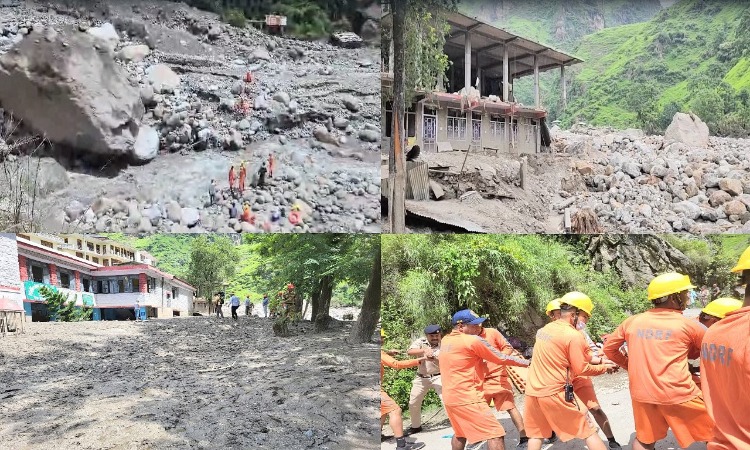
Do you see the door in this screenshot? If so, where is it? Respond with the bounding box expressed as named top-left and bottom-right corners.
top-left (472, 115), bottom-right (482, 150)
top-left (423, 114), bottom-right (437, 153)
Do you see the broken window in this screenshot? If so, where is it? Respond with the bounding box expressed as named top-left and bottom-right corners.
top-left (447, 109), bottom-right (467, 141)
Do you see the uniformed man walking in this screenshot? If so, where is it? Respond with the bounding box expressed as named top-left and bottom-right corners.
top-left (700, 246), bottom-right (750, 450)
top-left (406, 324), bottom-right (443, 435)
top-left (603, 272), bottom-right (714, 450)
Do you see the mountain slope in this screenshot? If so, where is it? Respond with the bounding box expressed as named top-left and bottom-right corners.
top-left (562, 0), bottom-right (750, 134)
top-left (459, 0), bottom-right (664, 51)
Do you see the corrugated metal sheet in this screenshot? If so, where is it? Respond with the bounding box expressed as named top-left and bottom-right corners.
top-left (404, 200), bottom-right (487, 232)
top-left (406, 161), bottom-right (429, 201)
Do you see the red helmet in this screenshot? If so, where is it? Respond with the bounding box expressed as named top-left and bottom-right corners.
top-left (287, 283), bottom-right (295, 289)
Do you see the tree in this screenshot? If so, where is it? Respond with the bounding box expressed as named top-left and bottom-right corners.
top-left (254, 234), bottom-right (376, 332)
top-left (386, 0), bottom-right (458, 232)
top-left (186, 236), bottom-right (238, 314)
top-left (349, 244), bottom-right (381, 343)
top-left (40, 286), bottom-right (92, 322)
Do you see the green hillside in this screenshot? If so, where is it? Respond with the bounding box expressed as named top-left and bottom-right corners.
top-left (561, 0), bottom-right (750, 135)
top-left (460, 0), bottom-right (663, 51)
top-left (460, 0), bottom-right (750, 136)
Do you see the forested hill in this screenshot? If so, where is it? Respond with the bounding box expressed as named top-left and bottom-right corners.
top-left (462, 0), bottom-right (750, 137)
top-left (173, 0), bottom-right (378, 38)
top-left (460, 0), bottom-right (665, 51)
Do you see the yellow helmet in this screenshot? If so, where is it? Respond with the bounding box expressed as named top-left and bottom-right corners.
top-left (545, 299), bottom-right (562, 315)
top-left (380, 328), bottom-right (386, 338)
top-left (702, 298), bottom-right (743, 319)
top-left (560, 291), bottom-right (594, 315)
top-left (647, 272), bottom-right (696, 301)
top-left (731, 246), bottom-right (750, 273)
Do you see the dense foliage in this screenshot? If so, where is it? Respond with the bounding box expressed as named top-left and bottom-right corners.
top-left (381, 233), bottom-right (749, 410)
top-left (176, 0), bottom-right (363, 38)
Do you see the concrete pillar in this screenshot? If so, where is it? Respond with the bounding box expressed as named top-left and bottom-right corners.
top-left (476, 52), bottom-right (482, 92)
top-left (450, 63), bottom-right (455, 93)
top-left (48, 264), bottom-right (57, 286)
top-left (534, 54), bottom-right (540, 108)
top-left (139, 273), bottom-right (148, 293)
top-left (561, 65), bottom-right (567, 109)
top-left (75, 271), bottom-right (81, 291)
top-left (464, 31), bottom-right (472, 91)
top-left (18, 255), bottom-right (28, 282)
top-left (503, 44), bottom-right (509, 102)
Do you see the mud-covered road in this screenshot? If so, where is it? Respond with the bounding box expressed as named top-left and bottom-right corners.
top-left (0, 317), bottom-right (379, 449)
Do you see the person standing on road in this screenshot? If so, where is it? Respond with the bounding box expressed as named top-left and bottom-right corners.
top-left (405, 324), bottom-right (443, 435)
top-left (523, 295), bottom-right (615, 450)
top-left (712, 283), bottom-right (721, 299)
top-left (700, 246), bottom-right (750, 450)
top-left (262, 293), bottom-right (270, 318)
top-left (699, 286), bottom-right (710, 307)
top-left (477, 322), bottom-right (532, 448)
top-left (561, 292), bottom-right (622, 449)
top-left (215, 295), bottom-right (224, 318)
top-left (230, 293), bottom-right (240, 320)
top-left (381, 329), bottom-right (427, 450)
top-left (134, 300), bottom-right (141, 321)
top-left (208, 179), bottom-right (217, 205)
top-left (439, 309), bottom-right (530, 450)
top-left (245, 296), bottom-right (252, 316)
top-left (603, 272), bottom-right (714, 450)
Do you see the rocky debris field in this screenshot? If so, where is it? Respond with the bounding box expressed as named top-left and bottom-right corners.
top-left (408, 113), bottom-right (750, 234)
top-left (0, 0), bottom-right (380, 232)
top-left (552, 113), bottom-right (750, 233)
top-left (0, 317), bottom-right (379, 450)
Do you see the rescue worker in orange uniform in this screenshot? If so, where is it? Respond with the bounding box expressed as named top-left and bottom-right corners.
top-left (556, 294), bottom-right (622, 449)
top-left (380, 329), bottom-right (427, 450)
top-left (603, 272), bottom-right (714, 450)
top-left (475, 323), bottom-right (531, 448)
top-left (698, 297), bottom-right (743, 329)
top-left (690, 297), bottom-right (743, 388)
top-left (228, 165), bottom-right (236, 194)
top-left (700, 247), bottom-right (750, 450)
top-left (524, 294), bottom-right (616, 450)
top-left (238, 162), bottom-right (247, 193)
top-left (240, 203), bottom-right (254, 224)
top-left (439, 309), bottom-right (530, 450)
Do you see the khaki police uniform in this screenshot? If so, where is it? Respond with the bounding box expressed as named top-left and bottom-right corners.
top-left (408, 336), bottom-right (443, 428)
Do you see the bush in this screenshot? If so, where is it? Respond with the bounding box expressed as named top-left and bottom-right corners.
top-left (223, 8), bottom-right (246, 28)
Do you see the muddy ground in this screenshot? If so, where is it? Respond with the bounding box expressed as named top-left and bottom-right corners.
top-left (0, 317), bottom-right (379, 449)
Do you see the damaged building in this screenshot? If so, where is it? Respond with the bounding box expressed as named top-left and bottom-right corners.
top-left (381, 11), bottom-right (582, 156)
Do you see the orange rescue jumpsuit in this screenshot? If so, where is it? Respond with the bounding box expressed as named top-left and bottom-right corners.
top-left (238, 164), bottom-right (247, 192)
top-left (603, 308), bottom-right (714, 447)
top-left (439, 329), bottom-right (529, 444)
top-left (228, 166), bottom-right (236, 191)
top-left (700, 305), bottom-right (750, 450)
top-left (381, 351), bottom-right (421, 417)
top-left (524, 320), bottom-right (608, 442)
top-left (478, 327), bottom-right (518, 411)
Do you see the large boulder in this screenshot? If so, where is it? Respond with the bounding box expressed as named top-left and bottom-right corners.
top-left (664, 113), bottom-right (709, 148)
top-left (145, 64), bottom-right (181, 93)
top-left (86, 23), bottom-right (119, 51)
top-left (0, 27), bottom-right (144, 158)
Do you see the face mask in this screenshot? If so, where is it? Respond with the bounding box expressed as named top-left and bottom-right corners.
top-left (576, 321), bottom-right (586, 331)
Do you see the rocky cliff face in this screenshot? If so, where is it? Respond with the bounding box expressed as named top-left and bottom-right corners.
top-left (587, 234), bottom-right (694, 288)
